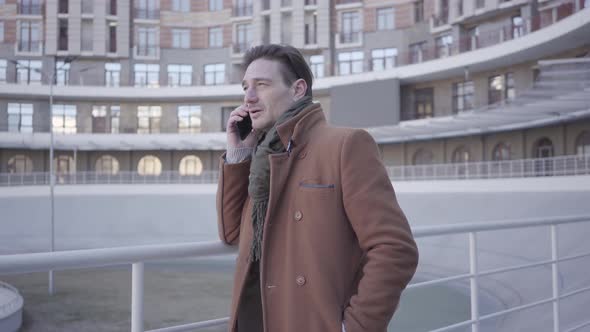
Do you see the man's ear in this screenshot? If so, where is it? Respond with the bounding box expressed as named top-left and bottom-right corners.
top-left (292, 78), bottom-right (307, 100)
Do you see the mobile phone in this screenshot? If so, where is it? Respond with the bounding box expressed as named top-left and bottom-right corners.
top-left (237, 113), bottom-right (252, 140)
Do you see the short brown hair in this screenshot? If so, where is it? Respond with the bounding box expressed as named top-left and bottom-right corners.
top-left (243, 44), bottom-right (313, 97)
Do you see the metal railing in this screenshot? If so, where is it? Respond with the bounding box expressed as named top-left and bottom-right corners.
top-left (1, 215), bottom-right (589, 332)
top-left (1, 155), bottom-right (588, 187)
top-left (387, 154), bottom-right (590, 181)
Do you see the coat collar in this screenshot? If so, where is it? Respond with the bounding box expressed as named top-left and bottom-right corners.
top-left (275, 102), bottom-right (325, 149)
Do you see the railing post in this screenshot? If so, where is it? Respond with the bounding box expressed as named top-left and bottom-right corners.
top-left (551, 225), bottom-right (560, 332)
top-left (131, 262), bottom-right (144, 332)
top-left (469, 232), bottom-right (480, 332)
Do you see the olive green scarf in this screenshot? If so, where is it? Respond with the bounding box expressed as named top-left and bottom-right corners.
top-left (248, 96), bottom-right (313, 261)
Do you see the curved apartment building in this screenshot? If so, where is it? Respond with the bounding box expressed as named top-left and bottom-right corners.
top-left (0, 0), bottom-right (588, 179)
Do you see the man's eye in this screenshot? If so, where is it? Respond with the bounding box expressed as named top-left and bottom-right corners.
top-left (257, 82), bottom-right (266, 86)
top-left (242, 86), bottom-right (248, 91)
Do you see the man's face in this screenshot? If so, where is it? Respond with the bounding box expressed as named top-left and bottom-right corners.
top-left (241, 58), bottom-right (295, 131)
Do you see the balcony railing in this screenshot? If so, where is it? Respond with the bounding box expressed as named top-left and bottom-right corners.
top-left (232, 4), bottom-right (253, 17)
top-left (339, 31), bottom-right (361, 44)
top-left (1, 155), bottom-right (588, 187)
top-left (134, 8), bottom-right (159, 20)
top-left (17, 40), bottom-right (43, 53)
top-left (17, 4), bottom-right (43, 15)
top-left (1, 215), bottom-right (589, 332)
top-left (135, 45), bottom-right (158, 57)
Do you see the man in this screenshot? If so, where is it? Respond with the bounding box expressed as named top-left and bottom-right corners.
top-left (217, 44), bottom-right (418, 332)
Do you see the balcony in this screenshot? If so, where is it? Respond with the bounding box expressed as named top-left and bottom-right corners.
top-left (134, 45), bottom-right (159, 58)
top-left (233, 4), bottom-right (253, 17)
top-left (17, 4), bottom-right (43, 15)
top-left (134, 8), bottom-right (159, 20)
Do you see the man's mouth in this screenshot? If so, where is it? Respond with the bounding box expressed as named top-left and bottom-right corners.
top-left (249, 108), bottom-right (262, 118)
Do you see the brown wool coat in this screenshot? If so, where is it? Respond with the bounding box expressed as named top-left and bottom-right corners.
top-left (216, 103), bottom-right (419, 332)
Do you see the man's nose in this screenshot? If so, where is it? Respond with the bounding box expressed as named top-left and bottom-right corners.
top-left (244, 87), bottom-right (258, 105)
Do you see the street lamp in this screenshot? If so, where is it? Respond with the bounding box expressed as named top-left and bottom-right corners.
top-left (10, 55), bottom-right (77, 295)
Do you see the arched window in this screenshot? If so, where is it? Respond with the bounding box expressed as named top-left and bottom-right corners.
top-left (138, 155), bottom-right (162, 175)
top-left (95, 155), bottom-right (120, 175)
top-left (53, 155), bottom-right (75, 174)
top-left (179, 155), bottom-right (203, 175)
top-left (412, 149), bottom-right (434, 165)
top-left (575, 131), bottom-right (590, 156)
top-left (533, 137), bottom-right (554, 158)
top-left (452, 146), bottom-right (471, 163)
top-left (492, 142), bottom-right (511, 161)
top-left (7, 155), bottom-right (34, 173)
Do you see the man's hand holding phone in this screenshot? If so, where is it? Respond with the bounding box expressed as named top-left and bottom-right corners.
top-left (226, 104), bottom-right (258, 149)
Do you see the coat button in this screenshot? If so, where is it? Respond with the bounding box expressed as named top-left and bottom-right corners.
top-left (296, 275), bottom-right (306, 286)
top-left (294, 210), bottom-right (303, 221)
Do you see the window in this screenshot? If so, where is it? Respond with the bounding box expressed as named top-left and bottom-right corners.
top-left (281, 12), bottom-right (292, 45)
top-left (452, 81), bottom-right (474, 113)
top-left (172, 0), bottom-right (190, 12)
top-left (414, 0), bottom-right (424, 23)
top-left (8, 103), bottom-right (33, 133)
top-left (111, 105), bottom-right (120, 133)
top-left (412, 149), bottom-right (434, 165)
top-left (136, 26), bottom-right (158, 56)
top-left (338, 51), bottom-right (363, 75)
top-left (575, 131), bottom-right (590, 155)
top-left (371, 48), bottom-right (397, 71)
top-left (505, 72), bottom-right (515, 100)
top-left (92, 105), bottom-right (108, 133)
top-left (137, 155), bottom-right (162, 175)
top-left (204, 63), bottom-right (225, 85)
top-left (209, 27), bottom-right (223, 48)
top-left (172, 29), bottom-right (190, 49)
top-left (136, 0), bottom-right (158, 19)
top-left (304, 12), bottom-right (317, 45)
top-left (16, 60), bottom-right (41, 84)
top-left (488, 73), bottom-right (514, 104)
top-left (95, 155), bottom-right (120, 175)
top-left (167, 64), bottom-right (192, 86)
top-left (209, 0), bottom-right (223, 11)
top-left (56, 61), bottom-right (70, 86)
top-left (409, 42), bottom-right (426, 64)
top-left (377, 7), bottom-right (394, 30)
top-left (310, 55), bottom-right (324, 78)
top-left (134, 63), bottom-right (159, 87)
top-left (178, 105), bottom-right (202, 133)
top-left (82, 0), bottom-right (93, 13)
top-left (108, 0), bottom-right (117, 15)
top-left (7, 155), bottom-right (34, 173)
top-left (58, 0), bottom-right (68, 14)
top-left (137, 106), bottom-right (161, 134)
top-left (105, 63), bottom-right (120, 87)
top-left (52, 104), bottom-right (77, 134)
top-left (435, 34), bottom-right (453, 58)
top-left (467, 27), bottom-right (479, 50)
top-left (0, 59), bottom-right (6, 82)
top-left (54, 155), bottom-right (75, 177)
top-left (476, 0), bottom-right (485, 8)
top-left (179, 155), bottom-right (203, 175)
top-left (452, 146), bottom-right (471, 163)
top-left (18, 0), bottom-right (42, 15)
top-left (107, 21), bottom-right (117, 53)
top-left (18, 21), bottom-right (42, 52)
top-left (512, 16), bottom-right (524, 38)
top-left (534, 138), bottom-right (554, 158)
top-left (488, 75), bottom-right (503, 104)
top-left (340, 11), bottom-right (361, 43)
top-left (438, 0), bottom-right (449, 25)
top-left (414, 88), bottom-right (433, 119)
top-left (81, 20), bottom-right (93, 52)
top-left (234, 0), bottom-right (252, 16)
top-left (492, 143), bottom-right (511, 161)
top-left (91, 105), bottom-right (120, 133)
top-left (235, 23), bottom-right (252, 53)
top-left (58, 19), bottom-right (68, 51)
top-left (0, 22), bottom-right (4, 43)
